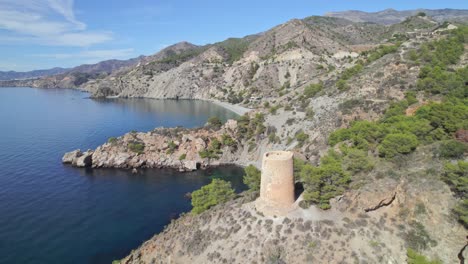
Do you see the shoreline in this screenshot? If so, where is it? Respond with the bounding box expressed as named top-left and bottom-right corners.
top-left (209, 100), bottom-right (251, 116)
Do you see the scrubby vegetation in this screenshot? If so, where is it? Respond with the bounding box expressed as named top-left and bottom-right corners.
top-left (297, 150), bottom-right (350, 209)
top-left (406, 248), bottom-right (441, 264)
top-left (336, 42), bottom-right (401, 91)
top-left (443, 161), bottom-right (468, 228)
top-left (128, 142), bottom-right (145, 154)
top-left (191, 179), bottom-right (235, 214)
top-left (304, 82), bottom-right (323, 98)
top-left (243, 165), bottom-right (261, 191)
top-left (207, 116), bottom-right (223, 129)
top-left (108, 137), bottom-right (118, 144)
top-left (199, 138), bottom-right (223, 159)
top-left (236, 113), bottom-right (266, 141)
top-left (217, 38), bottom-right (251, 64)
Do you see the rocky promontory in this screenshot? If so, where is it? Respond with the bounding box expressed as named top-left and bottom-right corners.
top-left (62, 119), bottom-right (256, 171)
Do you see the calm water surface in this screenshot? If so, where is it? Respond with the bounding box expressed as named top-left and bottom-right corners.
top-left (0, 87), bottom-right (245, 264)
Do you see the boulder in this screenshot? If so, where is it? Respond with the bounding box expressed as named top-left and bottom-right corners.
top-left (62, 149), bottom-right (82, 163)
top-left (183, 160), bottom-right (198, 171)
top-left (75, 151), bottom-right (93, 167)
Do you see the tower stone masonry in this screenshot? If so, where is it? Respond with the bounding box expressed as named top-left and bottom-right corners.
top-left (255, 151), bottom-right (295, 216)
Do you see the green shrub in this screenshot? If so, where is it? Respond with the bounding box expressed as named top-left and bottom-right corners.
top-left (442, 161), bottom-right (468, 227)
top-left (299, 150), bottom-right (350, 209)
top-left (295, 131), bottom-right (309, 147)
top-left (191, 179), bottom-right (235, 214)
top-left (128, 142), bottom-right (145, 154)
top-left (343, 148), bottom-right (374, 173)
top-left (378, 133), bottom-right (419, 158)
top-left (406, 248), bottom-right (441, 264)
top-left (166, 141), bottom-right (177, 154)
top-left (439, 140), bottom-right (466, 159)
top-left (236, 113), bottom-right (266, 140)
top-left (404, 221), bottom-right (437, 251)
top-left (454, 199), bottom-right (468, 229)
top-left (366, 43), bottom-right (400, 63)
top-left (336, 79), bottom-right (349, 91)
top-left (305, 108), bottom-right (315, 120)
top-left (405, 91), bottom-right (418, 105)
top-left (179, 154), bottom-right (187, 160)
top-left (268, 132), bottom-right (280, 143)
top-left (221, 134), bottom-right (236, 148)
top-left (269, 105), bottom-right (281, 115)
top-left (207, 116), bottom-right (222, 128)
top-left (199, 138), bottom-right (223, 159)
top-left (243, 165), bottom-right (261, 191)
top-left (108, 137), bottom-right (117, 144)
top-left (304, 83), bottom-right (323, 98)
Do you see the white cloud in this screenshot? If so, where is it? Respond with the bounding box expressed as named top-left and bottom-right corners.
top-left (0, 0), bottom-right (112, 47)
top-left (35, 48), bottom-right (135, 60)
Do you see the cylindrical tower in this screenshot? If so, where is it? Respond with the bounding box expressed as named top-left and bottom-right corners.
top-left (255, 151), bottom-right (295, 216)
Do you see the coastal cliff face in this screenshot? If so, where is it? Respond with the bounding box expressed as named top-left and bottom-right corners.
top-left (119, 148), bottom-right (466, 263)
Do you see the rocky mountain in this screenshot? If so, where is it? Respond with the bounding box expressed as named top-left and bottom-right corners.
top-left (0, 67), bottom-right (68, 81)
top-left (0, 57), bottom-right (143, 89)
top-left (84, 15), bottom-right (420, 99)
top-left (325, 8), bottom-right (468, 25)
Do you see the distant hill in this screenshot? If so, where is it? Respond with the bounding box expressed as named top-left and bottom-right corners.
top-left (325, 8), bottom-right (468, 25)
top-left (0, 67), bottom-right (69, 81)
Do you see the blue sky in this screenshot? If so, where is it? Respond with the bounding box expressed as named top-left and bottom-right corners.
top-left (0, 0), bottom-right (467, 71)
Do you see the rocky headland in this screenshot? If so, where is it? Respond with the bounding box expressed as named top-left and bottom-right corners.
top-left (63, 119), bottom-right (258, 172)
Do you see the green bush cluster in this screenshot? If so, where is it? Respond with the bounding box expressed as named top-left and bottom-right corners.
top-left (413, 26), bottom-right (468, 97)
top-left (207, 116), bottom-right (223, 128)
top-left (107, 137), bottom-right (118, 144)
top-left (443, 161), bottom-right (468, 228)
top-left (221, 133), bottom-right (236, 149)
top-left (329, 98), bottom-right (467, 158)
top-left (217, 38), bottom-right (251, 64)
top-left (335, 42), bottom-right (401, 91)
top-left (191, 179), bottom-right (235, 214)
top-left (341, 148), bottom-right (374, 173)
top-left (404, 221), bottom-right (437, 251)
top-left (298, 150), bottom-right (351, 209)
top-left (166, 141), bottom-right (177, 154)
top-left (295, 131), bottom-right (309, 147)
top-left (243, 165), bottom-right (261, 191)
top-left (269, 105), bottom-right (281, 115)
top-left (406, 248), bottom-right (441, 264)
top-left (378, 133), bottom-right (419, 158)
top-left (128, 142), bottom-right (145, 154)
top-left (156, 49), bottom-right (203, 64)
top-left (364, 43), bottom-right (401, 63)
top-left (304, 82), bottom-right (323, 98)
top-left (199, 138), bottom-right (223, 159)
top-left (439, 140), bottom-right (467, 159)
top-left (236, 113), bottom-right (266, 140)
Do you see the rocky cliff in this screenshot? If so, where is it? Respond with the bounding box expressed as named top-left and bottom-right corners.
top-left (119, 146), bottom-right (467, 263)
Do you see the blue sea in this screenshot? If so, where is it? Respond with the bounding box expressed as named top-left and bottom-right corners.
top-left (0, 87), bottom-right (245, 264)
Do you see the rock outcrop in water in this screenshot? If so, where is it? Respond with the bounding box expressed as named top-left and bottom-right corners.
top-left (62, 149), bottom-right (93, 167)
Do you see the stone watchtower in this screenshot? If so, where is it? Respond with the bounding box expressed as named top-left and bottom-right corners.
top-left (255, 151), bottom-right (295, 216)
